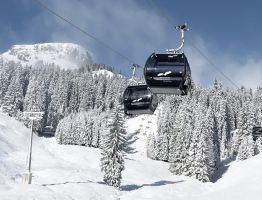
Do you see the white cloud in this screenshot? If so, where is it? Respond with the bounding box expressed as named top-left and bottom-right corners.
top-left (34, 0), bottom-right (175, 71)
top-left (185, 37), bottom-right (262, 89)
top-left (223, 58), bottom-right (262, 89)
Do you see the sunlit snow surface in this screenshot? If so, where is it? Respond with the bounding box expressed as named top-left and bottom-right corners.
top-left (0, 112), bottom-right (262, 200)
top-left (92, 69), bottom-right (114, 78)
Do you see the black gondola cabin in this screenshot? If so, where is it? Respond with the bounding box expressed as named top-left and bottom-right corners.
top-left (123, 85), bottom-right (157, 115)
top-left (144, 53), bottom-right (191, 95)
top-left (252, 126), bottom-right (262, 141)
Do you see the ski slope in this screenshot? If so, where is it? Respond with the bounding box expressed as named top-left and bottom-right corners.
top-left (0, 112), bottom-right (262, 200)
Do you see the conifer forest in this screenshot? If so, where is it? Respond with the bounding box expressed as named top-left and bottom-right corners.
top-left (1, 56), bottom-right (262, 183)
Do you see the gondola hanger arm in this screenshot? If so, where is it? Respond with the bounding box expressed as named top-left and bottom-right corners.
top-left (166, 23), bottom-right (188, 54)
top-left (131, 64), bottom-right (142, 81)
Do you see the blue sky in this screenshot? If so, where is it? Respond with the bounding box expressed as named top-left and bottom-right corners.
top-left (1, 0), bottom-right (262, 88)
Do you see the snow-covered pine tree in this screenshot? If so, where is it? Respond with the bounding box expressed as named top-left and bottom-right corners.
top-left (2, 67), bottom-right (24, 116)
top-left (226, 90), bottom-right (239, 130)
top-left (253, 88), bottom-right (262, 131)
top-left (78, 73), bottom-right (95, 111)
top-left (47, 70), bottom-right (71, 130)
top-left (169, 95), bottom-right (195, 175)
top-left (155, 101), bottom-right (172, 161)
top-left (0, 61), bottom-right (15, 103)
top-left (237, 134), bottom-right (255, 160)
top-left (254, 137), bottom-right (262, 154)
top-left (232, 101), bottom-right (254, 160)
top-left (23, 75), bottom-right (48, 133)
top-left (83, 113), bottom-right (94, 146)
top-left (168, 101), bottom-right (187, 174)
top-left (73, 112), bottom-right (89, 145)
top-left (100, 104), bottom-right (126, 188)
top-left (104, 79), bottom-right (116, 111)
top-left (55, 112), bottom-right (72, 144)
top-left (193, 108), bottom-right (218, 182)
top-left (235, 102), bottom-right (255, 160)
top-left (94, 76), bottom-right (107, 111)
top-left (55, 110), bottom-right (107, 147)
top-left (91, 111), bottom-right (107, 148)
top-left (184, 98), bottom-right (205, 178)
top-left (68, 77), bottom-right (80, 113)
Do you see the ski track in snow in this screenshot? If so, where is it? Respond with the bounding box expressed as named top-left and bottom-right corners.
top-left (0, 112), bottom-right (262, 200)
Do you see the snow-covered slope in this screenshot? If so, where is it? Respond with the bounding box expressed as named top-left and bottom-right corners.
top-left (0, 112), bottom-right (115, 200)
top-left (0, 112), bottom-right (262, 200)
top-left (0, 113), bottom-right (29, 188)
top-left (0, 43), bottom-right (93, 69)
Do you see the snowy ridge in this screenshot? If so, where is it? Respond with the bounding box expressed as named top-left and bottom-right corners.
top-left (0, 43), bottom-right (93, 69)
top-left (0, 112), bottom-right (262, 199)
top-left (92, 69), bottom-right (114, 78)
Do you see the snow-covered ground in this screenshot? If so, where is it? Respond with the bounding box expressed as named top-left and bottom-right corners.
top-left (0, 112), bottom-right (262, 200)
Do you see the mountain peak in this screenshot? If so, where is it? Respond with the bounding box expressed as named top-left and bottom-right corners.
top-left (1, 43), bottom-right (93, 70)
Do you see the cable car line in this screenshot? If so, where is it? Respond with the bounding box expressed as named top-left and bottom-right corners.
top-left (146, 0), bottom-right (176, 30)
top-left (31, 0), bottom-right (228, 115)
top-left (146, 0), bottom-right (239, 89)
top-left (189, 44), bottom-right (239, 89)
top-left (31, 0), bottom-right (157, 115)
top-left (31, 0), bottom-right (139, 66)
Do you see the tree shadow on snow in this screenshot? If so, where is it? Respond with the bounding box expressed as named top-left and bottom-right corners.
top-left (42, 180), bottom-right (93, 186)
top-left (121, 180), bottom-right (185, 191)
top-left (212, 157), bottom-right (236, 182)
top-left (123, 130), bottom-right (140, 154)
